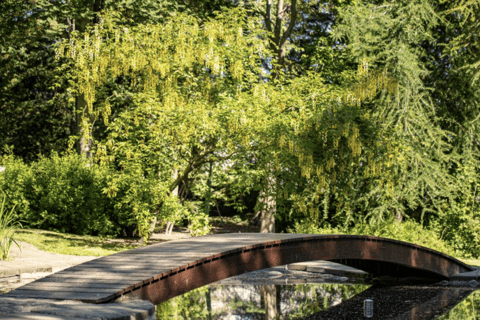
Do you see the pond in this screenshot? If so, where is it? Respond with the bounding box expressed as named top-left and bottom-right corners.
top-left (156, 283), bottom-right (479, 319)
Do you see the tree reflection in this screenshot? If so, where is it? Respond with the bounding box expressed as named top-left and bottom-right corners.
top-left (156, 283), bottom-right (368, 319)
top-left (261, 284), bottom-right (278, 320)
top-left (306, 286), bottom-right (476, 320)
top-left (437, 290), bottom-right (480, 320)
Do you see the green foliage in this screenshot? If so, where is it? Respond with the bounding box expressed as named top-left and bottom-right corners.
top-left (0, 152), bottom-right (35, 220)
top-left (0, 153), bottom-right (129, 237)
top-left (430, 186), bottom-right (480, 259)
top-left (2, 0), bottom-right (479, 258)
top-left (183, 202), bottom-right (211, 236)
top-left (436, 290), bottom-right (480, 320)
top-left (287, 283), bottom-right (368, 319)
top-left (0, 194), bottom-right (21, 260)
top-left (156, 286), bottom-right (209, 320)
top-left (293, 218), bottom-right (457, 258)
top-left (0, 0), bottom-right (190, 161)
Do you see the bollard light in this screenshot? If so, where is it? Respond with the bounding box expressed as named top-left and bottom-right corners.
top-left (364, 299), bottom-right (373, 318)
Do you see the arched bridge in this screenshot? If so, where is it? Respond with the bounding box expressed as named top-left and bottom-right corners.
top-left (3, 233), bottom-right (473, 305)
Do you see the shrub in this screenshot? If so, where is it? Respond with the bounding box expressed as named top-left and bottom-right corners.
top-left (292, 218), bottom-right (456, 257)
top-left (430, 202), bottom-right (480, 259)
top-left (0, 153), bottom-right (124, 237)
top-left (184, 201), bottom-right (211, 236)
top-left (0, 154), bottom-right (34, 224)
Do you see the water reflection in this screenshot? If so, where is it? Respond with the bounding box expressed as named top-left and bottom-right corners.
top-left (157, 284), bottom-right (479, 319)
top-left (156, 283), bottom-right (368, 319)
top-left (308, 286), bottom-right (475, 319)
top-left (437, 290), bottom-right (480, 319)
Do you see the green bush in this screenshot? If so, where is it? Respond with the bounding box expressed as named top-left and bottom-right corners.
top-left (0, 153), bottom-right (125, 236)
top-left (430, 202), bottom-right (480, 259)
top-left (0, 154), bottom-right (34, 223)
top-left (292, 218), bottom-right (457, 258)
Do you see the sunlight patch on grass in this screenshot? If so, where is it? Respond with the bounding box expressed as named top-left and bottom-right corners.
top-left (15, 229), bottom-right (144, 257)
top-left (461, 259), bottom-right (480, 267)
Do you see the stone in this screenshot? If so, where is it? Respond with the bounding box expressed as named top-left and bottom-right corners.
top-left (469, 280), bottom-right (478, 288)
top-left (0, 298), bottom-right (155, 320)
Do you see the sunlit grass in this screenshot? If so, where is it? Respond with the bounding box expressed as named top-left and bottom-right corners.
top-left (461, 259), bottom-right (480, 267)
top-left (15, 228), bottom-right (144, 257)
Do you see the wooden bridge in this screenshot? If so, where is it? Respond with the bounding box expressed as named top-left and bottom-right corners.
top-left (2, 233), bottom-right (474, 305)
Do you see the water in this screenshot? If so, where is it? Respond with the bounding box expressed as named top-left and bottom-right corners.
top-left (156, 284), bottom-right (480, 319)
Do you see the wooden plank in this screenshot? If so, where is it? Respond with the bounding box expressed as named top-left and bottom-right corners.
top-left (18, 282), bottom-right (127, 290)
top-left (0, 312), bottom-right (78, 320)
top-left (46, 273), bottom-right (156, 281)
top-left (51, 270), bottom-right (158, 277)
top-left (34, 277), bottom-right (140, 285)
top-left (57, 267), bottom-right (162, 274)
top-left (68, 262), bottom-right (189, 268)
top-left (72, 259), bottom-right (195, 265)
top-left (4, 291), bottom-right (114, 302)
top-left (13, 286), bottom-right (119, 293)
top-left (59, 263), bottom-right (186, 270)
top-left (88, 253), bottom-right (204, 259)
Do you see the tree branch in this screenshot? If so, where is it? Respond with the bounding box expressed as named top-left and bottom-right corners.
top-left (279, 0), bottom-right (297, 53)
top-left (266, 0), bottom-right (272, 33)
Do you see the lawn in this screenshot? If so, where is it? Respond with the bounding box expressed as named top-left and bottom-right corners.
top-left (14, 229), bottom-right (144, 256)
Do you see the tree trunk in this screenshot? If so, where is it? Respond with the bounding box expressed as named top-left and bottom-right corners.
top-left (148, 215), bottom-right (157, 235)
top-left (262, 285), bottom-right (278, 320)
top-left (395, 210), bottom-right (403, 223)
top-left (259, 190), bottom-right (276, 233)
top-left (76, 94), bottom-right (93, 158)
top-left (165, 169), bottom-right (179, 235)
top-left (264, 0), bottom-right (298, 78)
top-left (206, 287), bottom-right (212, 320)
top-left (257, 172), bottom-right (276, 233)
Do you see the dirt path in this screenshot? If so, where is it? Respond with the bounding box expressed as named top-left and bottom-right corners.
top-left (0, 241), bottom-right (98, 293)
top-left (1, 241), bottom-right (98, 277)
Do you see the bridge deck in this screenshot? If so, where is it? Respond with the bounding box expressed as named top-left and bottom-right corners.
top-left (2, 233), bottom-right (473, 305)
top-left (3, 234), bottom-right (302, 302)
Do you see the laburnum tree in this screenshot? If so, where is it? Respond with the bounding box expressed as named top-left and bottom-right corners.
top-left (57, 8), bottom-right (396, 239)
top-left (0, 0), bottom-right (228, 161)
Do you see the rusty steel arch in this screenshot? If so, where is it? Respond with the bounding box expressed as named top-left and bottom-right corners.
top-left (120, 234), bottom-right (473, 304)
top-left (4, 233), bottom-right (473, 305)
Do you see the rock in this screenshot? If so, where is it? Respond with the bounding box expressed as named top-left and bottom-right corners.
top-left (339, 277), bottom-right (348, 282)
top-left (469, 280), bottom-right (478, 288)
top-left (439, 280), bottom-right (449, 286)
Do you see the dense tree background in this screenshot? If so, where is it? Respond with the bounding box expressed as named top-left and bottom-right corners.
top-left (1, 0), bottom-right (479, 257)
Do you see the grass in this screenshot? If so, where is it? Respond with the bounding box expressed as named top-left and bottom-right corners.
top-left (462, 259), bottom-right (480, 267)
top-left (14, 229), bottom-right (144, 257)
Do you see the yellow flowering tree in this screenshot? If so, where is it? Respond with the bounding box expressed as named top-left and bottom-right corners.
top-left (57, 8), bottom-right (397, 238)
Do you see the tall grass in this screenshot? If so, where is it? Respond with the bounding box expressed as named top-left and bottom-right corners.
top-left (0, 194), bottom-right (21, 260)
